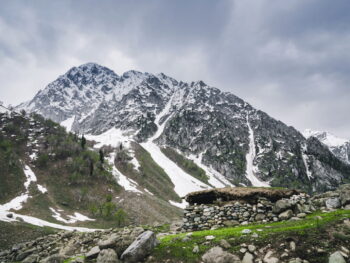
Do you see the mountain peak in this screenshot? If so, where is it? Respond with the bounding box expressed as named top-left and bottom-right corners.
top-left (303, 129), bottom-right (348, 147)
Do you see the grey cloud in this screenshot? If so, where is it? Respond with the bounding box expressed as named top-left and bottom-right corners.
top-left (0, 0), bottom-right (349, 137)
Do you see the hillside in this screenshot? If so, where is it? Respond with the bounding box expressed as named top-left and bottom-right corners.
top-left (17, 63), bottom-right (350, 193)
top-left (0, 109), bottom-right (181, 231)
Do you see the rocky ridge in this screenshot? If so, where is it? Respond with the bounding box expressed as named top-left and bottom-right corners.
top-left (16, 63), bottom-right (350, 193)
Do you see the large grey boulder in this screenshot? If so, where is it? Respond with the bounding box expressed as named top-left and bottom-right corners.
top-left (325, 198), bottom-right (341, 209)
top-left (120, 231), bottom-right (158, 263)
top-left (329, 251), bottom-right (346, 263)
top-left (278, 209), bottom-right (293, 220)
top-left (97, 249), bottom-right (119, 263)
top-left (98, 233), bottom-right (119, 249)
top-left (86, 246), bottom-right (100, 259)
top-left (273, 200), bottom-right (293, 214)
top-left (202, 246), bottom-right (241, 263)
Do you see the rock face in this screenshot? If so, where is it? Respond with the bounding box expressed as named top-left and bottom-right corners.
top-left (120, 230), bottom-right (158, 263)
top-left (17, 63), bottom-right (350, 192)
top-left (202, 246), bottom-right (241, 263)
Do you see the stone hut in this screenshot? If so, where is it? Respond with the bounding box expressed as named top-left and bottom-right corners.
top-left (182, 187), bottom-right (313, 231)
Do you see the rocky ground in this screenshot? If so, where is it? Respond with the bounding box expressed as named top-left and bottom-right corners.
top-left (0, 185), bottom-right (350, 263)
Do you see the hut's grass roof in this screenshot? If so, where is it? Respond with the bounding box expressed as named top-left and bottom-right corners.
top-left (185, 187), bottom-right (301, 205)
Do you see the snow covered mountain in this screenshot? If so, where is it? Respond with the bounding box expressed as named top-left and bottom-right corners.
top-left (17, 63), bottom-right (350, 193)
top-left (303, 129), bottom-right (350, 165)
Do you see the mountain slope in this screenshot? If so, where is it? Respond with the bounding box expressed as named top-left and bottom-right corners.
top-left (304, 129), bottom-right (350, 165)
top-left (17, 63), bottom-right (350, 193)
top-left (0, 109), bottom-right (182, 230)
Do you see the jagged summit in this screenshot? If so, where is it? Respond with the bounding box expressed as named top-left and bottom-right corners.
top-left (16, 63), bottom-right (350, 192)
top-left (303, 129), bottom-right (350, 164)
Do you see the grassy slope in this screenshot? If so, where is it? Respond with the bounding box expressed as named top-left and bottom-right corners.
top-left (0, 221), bottom-right (57, 250)
top-left (116, 143), bottom-right (182, 202)
top-left (151, 210), bottom-right (350, 263)
top-left (160, 147), bottom-right (210, 185)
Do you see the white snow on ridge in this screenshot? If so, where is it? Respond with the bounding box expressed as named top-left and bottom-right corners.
top-left (141, 95), bottom-right (211, 197)
top-left (169, 200), bottom-right (188, 209)
top-left (188, 153), bottom-right (233, 188)
top-left (37, 184), bottom-right (48, 194)
top-left (108, 153), bottom-right (142, 194)
top-left (301, 144), bottom-right (313, 179)
top-left (0, 210), bottom-right (97, 232)
top-left (61, 116), bottom-right (75, 132)
top-left (86, 127), bottom-right (133, 148)
top-left (0, 164), bottom-right (39, 211)
top-left (303, 129), bottom-right (348, 148)
top-left (50, 207), bottom-right (95, 224)
top-left (245, 114), bottom-right (269, 187)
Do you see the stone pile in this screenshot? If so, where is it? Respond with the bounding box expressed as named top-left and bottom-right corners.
top-left (311, 184), bottom-right (350, 210)
top-left (0, 227), bottom-right (158, 263)
top-left (182, 193), bottom-right (314, 231)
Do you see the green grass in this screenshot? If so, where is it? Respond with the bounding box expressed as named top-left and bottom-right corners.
top-left (64, 256), bottom-right (85, 263)
top-left (151, 210), bottom-right (350, 262)
top-left (116, 143), bottom-right (182, 202)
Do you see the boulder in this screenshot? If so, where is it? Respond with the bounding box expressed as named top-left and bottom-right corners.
top-left (98, 234), bottom-right (119, 249)
top-left (86, 246), bottom-right (100, 259)
top-left (219, 239), bottom-right (231, 249)
top-left (120, 231), bottom-right (158, 263)
top-left (41, 254), bottom-right (66, 263)
top-left (242, 252), bottom-right (254, 263)
top-left (325, 198), bottom-right (341, 209)
top-left (264, 250), bottom-right (279, 263)
top-left (96, 249), bottom-right (119, 263)
top-left (60, 239), bottom-right (80, 256)
top-left (329, 251), bottom-right (346, 263)
top-left (278, 210), bottom-right (293, 220)
top-left (273, 200), bottom-right (293, 214)
top-left (202, 246), bottom-right (241, 263)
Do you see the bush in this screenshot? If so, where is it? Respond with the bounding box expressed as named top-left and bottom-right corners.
top-left (36, 154), bottom-right (49, 168)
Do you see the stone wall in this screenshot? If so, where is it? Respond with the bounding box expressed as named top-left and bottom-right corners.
top-left (182, 193), bottom-right (314, 231)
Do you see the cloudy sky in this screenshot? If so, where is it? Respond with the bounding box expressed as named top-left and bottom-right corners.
top-left (0, 0), bottom-right (349, 137)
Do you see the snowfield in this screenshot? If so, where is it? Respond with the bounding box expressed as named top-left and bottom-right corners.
top-left (0, 163), bottom-right (98, 232)
top-left (141, 95), bottom-right (211, 198)
top-left (245, 114), bottom-right (270, 187)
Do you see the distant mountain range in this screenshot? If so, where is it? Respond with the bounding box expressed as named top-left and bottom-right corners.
top-left (303, 129), bottom-right (350, 165)
top-left (16, 63), bottom-right (350, 194)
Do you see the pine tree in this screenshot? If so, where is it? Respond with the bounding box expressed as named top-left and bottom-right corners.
top-left (81, 135), bottom-right (86, 149)
top-left (99, 149), bottom-right (104, 164)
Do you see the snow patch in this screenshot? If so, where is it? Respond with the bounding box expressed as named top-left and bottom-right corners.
top-left (303, 129), bottom-right (348, 147)
top-left (245, 114), bottom-right (269, 187)
top-left (141, 95), bottom-right (211, 197)
top-left (61, 116), bottom-right (75, 132)
top-left (37, 184), bottom-right (48, 194)
top-left (50, 207), bottom-right (95, 224)
top-left (108, 153), bottom-right (142, 194)
top-left (188, 153), bottom-right (233, 188)
top-left (169, 200), bottom-right (188, 209)
top-left (85, 127), bottom-right (133, 148)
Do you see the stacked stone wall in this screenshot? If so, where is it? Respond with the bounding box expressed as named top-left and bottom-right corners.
top-left (182, 193), bottom-right (313, 231)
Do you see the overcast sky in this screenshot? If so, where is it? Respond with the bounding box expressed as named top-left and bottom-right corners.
top-left (0, 0), bottom-right (349, 138)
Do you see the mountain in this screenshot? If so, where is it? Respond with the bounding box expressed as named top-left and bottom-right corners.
top-left (17, 63), bottom-right (350, 195)
top-left (303, 129), bottom-right (350, 165)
